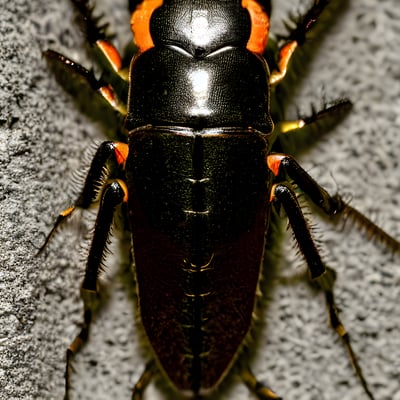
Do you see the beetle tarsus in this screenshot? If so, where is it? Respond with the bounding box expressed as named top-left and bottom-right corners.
top-left (36, 206), bottom-right (76, 256)
top-left (131, 360), bottom-right (157, 400)
top-left (65, 180), bottom-right (127, 397)
top-left (341, 203), bottom-right (400, 253)
top-left (65, 306), bottom-right (96, 399)
top-left (240, 363), bottom-right (282, 400)
top-left (313, 267), bottom-right (376, 400)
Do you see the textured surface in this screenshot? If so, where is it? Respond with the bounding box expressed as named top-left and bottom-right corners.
top-left (0, 1), bottom-right (399, 399)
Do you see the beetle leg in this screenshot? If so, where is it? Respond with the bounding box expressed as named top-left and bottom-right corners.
top-left (65, 179), bottom-right (128, 399)
top-left (269, 0), bottom-right (330, 85)
top-left (131, 360), bottom-right (157, 400)
top-left (271, 183), bottom-right (376, 399)
top-left (268, 154), bottom-right (400, 252)
top-left (271, 183), bottom-right (326, 279)
top-left (312, 267), bottom-right (375, 400)
top-left (240, 363), bottom-right (282, 400)
top-left (37, 141), bottom-right (128, 254)
top-left (277, 99), bottom-right (352, 134)
top-left (44, 50), bottom-right (127, 116)
top-left (70, 0), bottom-right (129, 81)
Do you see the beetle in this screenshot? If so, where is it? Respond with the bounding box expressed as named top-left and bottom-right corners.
top-left (39, 0), bottom-right (399, 399)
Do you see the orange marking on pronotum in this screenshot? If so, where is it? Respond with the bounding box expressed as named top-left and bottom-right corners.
top-left (131, 0), bottom-right (164, 53)
top-left (242, 0), bottom-right (270, 54)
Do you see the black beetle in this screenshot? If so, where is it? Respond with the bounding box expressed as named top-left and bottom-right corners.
top-left (38, 0), bottom-right (399, 399)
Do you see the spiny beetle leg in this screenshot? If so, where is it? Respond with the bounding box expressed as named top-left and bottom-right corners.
top-left (70, 0), bottom-right (129, 81)
top-left (270, 183), bottom-right (375, 398)
top-left (65, 299), bottom-right (96, 400)
top-left (268, 154), bottom-right (344, 216)
top-left (313, 268), bottom-right (375, 400)
top-left (268, 154), bottom-right (400, 252)
top-left (270, 182), bottom-right (326, 279)
top-left (131, 360), bottom-right (157, 400)
top-left (74, 141), bottom-right (128, 210)
top-left (240, 363), bottom-right (282, 400)
top-left (277, 99), bottom-right (353, 134)
top-left (270, 0), bottom-right (330, 85)
top-left (37, 141), bottom-right (128, 254)
top-left (44, 50), bottom-right (127, 116)
top-left (36, 206), bottom-right (76, 255)
top-left (66, 179), bottom-right (128, 398)
top-left (268, 153), bottom-right (393, 399)
top-left (82, 179), bottom-right (128, 291)
top-left (341, 203), bottom-right (400, 253)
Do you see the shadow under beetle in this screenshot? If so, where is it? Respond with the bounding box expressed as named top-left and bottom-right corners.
top-left (39, 0), bottom-right (400, 399)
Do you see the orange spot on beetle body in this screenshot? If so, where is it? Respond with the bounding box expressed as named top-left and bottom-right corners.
top-left (115, 179), bottom-right (129, 203)
top-left (270, 41), bottom-right (298, 85)
top-left (98, 86), bottom-right (127, 115)
top-left (61, 206), bottom-right (76, 218)
top-left (114, 142), bottom-right (129, 166)
top-left (267, 154), bottom-right (285, 177)
top-left (96, 40), bottom-right (122, 72)
top-left (99, 86), bottom-right (118, 108)
top-left (242, 0), bottom-right (270, 54)
top-left (131, 0), bottom-right (164, 53)
top-left (269, 183), bottom-right (278, 203)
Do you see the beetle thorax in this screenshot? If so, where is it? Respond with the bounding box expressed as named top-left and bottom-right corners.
top-left (150, 0), bottom-right (252, 57)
